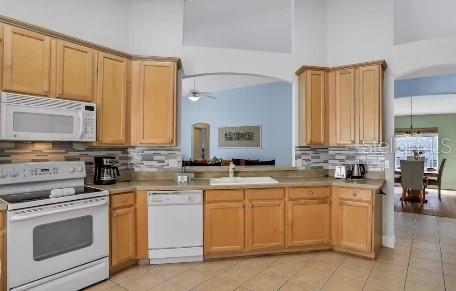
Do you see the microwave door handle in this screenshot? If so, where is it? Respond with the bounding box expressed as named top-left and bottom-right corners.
top-left (78, 111), bottom-right (84, 139)
top-left (9, 198), bottom-right (108, 222)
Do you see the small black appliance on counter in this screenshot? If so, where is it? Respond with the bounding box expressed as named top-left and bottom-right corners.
top-left (94, 156), bottom-right (120, 185)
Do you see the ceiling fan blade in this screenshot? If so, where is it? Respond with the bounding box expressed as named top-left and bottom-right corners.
top-left (203, 95), bottom-right (217, 99)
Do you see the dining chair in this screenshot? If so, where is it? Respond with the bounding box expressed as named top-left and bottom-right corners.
top-left (400, 160), bottom-right (426, 207)
top-left (427, 158), bottom-right (447, 200)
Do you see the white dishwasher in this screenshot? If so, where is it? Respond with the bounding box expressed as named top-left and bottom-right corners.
top-left (148, 190), bottom-right (203, 264)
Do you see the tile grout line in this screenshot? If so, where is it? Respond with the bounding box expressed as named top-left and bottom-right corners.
top-left (361, 258), bottom-right (375, 290)
top-left (318, 255), bottom-right (348, 290)
top-left (402, 213), bottom-right (417, 291)
top-left (437, 217), bottom-right (447, 291)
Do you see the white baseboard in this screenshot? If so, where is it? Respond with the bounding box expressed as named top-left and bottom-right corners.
top-left (382, 235), bottom-right (395, 248)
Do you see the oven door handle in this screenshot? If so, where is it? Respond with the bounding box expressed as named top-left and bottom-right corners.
top-left (9, 198), bottom-right (108, 222)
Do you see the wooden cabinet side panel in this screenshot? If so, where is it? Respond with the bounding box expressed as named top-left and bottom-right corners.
top-left (298, 72), bottom-right (306, 146)
top-left (0, 23), bottom-right (4, 91)
top-left (135, 191), bottom-right (149, 259)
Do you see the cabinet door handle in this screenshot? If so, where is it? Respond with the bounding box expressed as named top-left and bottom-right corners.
top-left (122, 198), bottom-right (127, 203)
top-left (113, 213), bottom-right (117, 217)
top-left (58, 91), bottom-right (63, 96)
top-left (353, 193), bottom-right (358, 197)
top-left (249, 204), bottom-right (253, 208)
top-left (309, 191), bottom-right (314, 196)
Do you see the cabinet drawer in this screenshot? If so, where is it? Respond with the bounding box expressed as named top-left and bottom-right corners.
top-left (337, 187), bottom-right (372, 202)
top-left (206, 189), bottom-right (244, 202)
top-left (288, 187), bottom-right (330, 200)
top-left (111, 192), bottom-right (135, 209)
top-left (246, 188), bottom-right (285, 200)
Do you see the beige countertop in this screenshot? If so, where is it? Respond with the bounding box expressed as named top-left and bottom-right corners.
top-left (92, 176), bottom-right (385, 195)
top-left (0, 201), bottom-right (7, 211)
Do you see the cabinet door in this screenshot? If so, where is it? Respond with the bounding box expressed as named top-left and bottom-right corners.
top-left (335, 68), bottom-right (356, 145)
top-left (305, 70), bottom-right (326, 145)
top-left (110, 207), bottom-right (136, 267)
top-left (3, 25), bottom-right (51, 95)
top-left (137, 61), bottom-right (176, 145)
top-left (287, 199), bottom-right (330, 247)
top-left (337, 199), bottom-right (372, 253)
top-left (357, 65), bottom-right (382, 144)
top-left (246, 189), bottom-right (285, 250)
top-left (96, 52), bottom-right (127, 145)
top-left (56, 40), bottom-right (94, 102)
top-left (204, 202), bottom-right (245, 254)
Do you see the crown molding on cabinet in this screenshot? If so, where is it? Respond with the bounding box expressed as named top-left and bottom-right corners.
top-left (0, 15), bottom-right (182, 67)
top-left (295, 60), bottom-right (387, 76)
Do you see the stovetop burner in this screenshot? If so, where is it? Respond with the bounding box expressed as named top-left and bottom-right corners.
top-left (1, 186), bottom-right (102, 204)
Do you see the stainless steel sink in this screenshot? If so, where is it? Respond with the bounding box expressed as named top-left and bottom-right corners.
top-left (209, 176), bottom-right (279, 186)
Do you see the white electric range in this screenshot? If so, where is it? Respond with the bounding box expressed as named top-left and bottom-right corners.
top-left (0, 161), bottom-right (109, 291)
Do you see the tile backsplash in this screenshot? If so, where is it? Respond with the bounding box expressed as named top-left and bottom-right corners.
top-left (0, 142), bottom-right (182, 177)
top-left (296, 146), bottom-right (388, 172)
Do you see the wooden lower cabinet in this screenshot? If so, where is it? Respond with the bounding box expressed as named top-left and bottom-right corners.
top-left (204, 186), bottom-right (381, 259)
top-left (109, 191), bottom-right (148, 274)
top-left (287, 197), bottom-right (331, 247)
top-left (246, 189), bottom-right (285, 250)
top-left (332, 186), bottom-right (382, 258)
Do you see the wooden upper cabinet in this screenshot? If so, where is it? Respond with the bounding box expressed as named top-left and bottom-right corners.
top-left (299, 69), bottom-right (327, 146)
top-left (96, 52), bottom-right (128, 145)
top-left (357, 64), bottom-right (382, 144)
top-left (2, 24), bottom-right (51, 96)
top-left (334, 68), bottom-right (356, 145)
top-left (135, 61), bottom-right (177, 146)
top-left (55, 40), bottom-right (95, 102)
top-left (246, 188), bottom-right (285, 251)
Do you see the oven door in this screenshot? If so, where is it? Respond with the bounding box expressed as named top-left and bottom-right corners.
top-left (1, 104), bottom-right (83, 141)
top-left (7, 196), bottom-right (109, 289)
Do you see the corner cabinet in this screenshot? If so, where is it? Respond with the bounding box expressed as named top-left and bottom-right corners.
top-left (96, 52), bottom-right (128, 145)
top-left (2, 24), bottom-right (51, 96)
top-left (130, 60), bottom-right (178, 146)
top-left (332, 187), bottom-right (382, 258)
top-left (297, 60), bottom-right (385, 146)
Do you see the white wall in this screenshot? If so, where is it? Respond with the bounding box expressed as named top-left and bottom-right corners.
top-left (327, 0), bottom-right (395, 247)
top-left (128, 0), bottom-right (327, 81)
top-left (394, 0), bottom-right (456, 45)
top-left (0, 0), bottom-right (130, 51)
top-left (183, 0), bottom-right (292, 53)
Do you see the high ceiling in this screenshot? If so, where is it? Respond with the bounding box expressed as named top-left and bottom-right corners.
top-left (395, 94), bottom-right (456, 116)
top-left (182, 74), bottom-right (279, 94)
top-left (183, 0), bottom-right (292, 53)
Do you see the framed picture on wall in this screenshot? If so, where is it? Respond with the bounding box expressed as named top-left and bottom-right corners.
top-left (218, 125), bottom-right (262, 148)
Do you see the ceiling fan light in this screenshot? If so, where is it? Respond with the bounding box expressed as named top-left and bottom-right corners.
top-left (188, 95), bottom-right (200, 102)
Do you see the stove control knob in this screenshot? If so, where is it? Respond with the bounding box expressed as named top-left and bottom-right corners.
top-left (76, 166), bottom-right (84, 172)
top-left (69, 167), bottom-right (75, 173)
top-left (9, 169), bottom-right (19, 177)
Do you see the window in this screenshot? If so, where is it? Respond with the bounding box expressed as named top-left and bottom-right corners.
top-left (395, 133), bottom-right (439, 169)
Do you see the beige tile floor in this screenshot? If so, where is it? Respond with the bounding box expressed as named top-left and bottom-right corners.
top-left (86, 212), bottom-right (456, 291)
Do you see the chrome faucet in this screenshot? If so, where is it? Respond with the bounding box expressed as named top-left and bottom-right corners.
top-left (228, 162), bottom-right (235, 178)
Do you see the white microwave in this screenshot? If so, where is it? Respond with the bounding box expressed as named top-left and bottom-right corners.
top-left (0, 92), bottom-right (96, 142)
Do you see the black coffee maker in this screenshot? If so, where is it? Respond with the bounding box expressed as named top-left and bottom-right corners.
top-left (94, 156), bottom-right (120, 185)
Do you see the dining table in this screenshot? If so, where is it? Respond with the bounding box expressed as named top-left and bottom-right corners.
top-left (395, 168), bottom-right (439, 202)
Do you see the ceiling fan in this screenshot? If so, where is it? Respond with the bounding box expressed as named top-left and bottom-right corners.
top-left (183, 78), bottom-right (217, 102)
